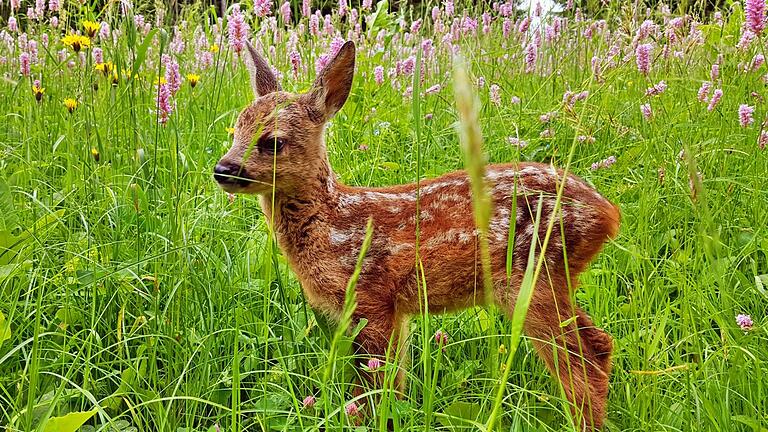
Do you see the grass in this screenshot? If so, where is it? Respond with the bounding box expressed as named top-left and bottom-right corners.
top-left (1, 1), bottom-right (767, 431)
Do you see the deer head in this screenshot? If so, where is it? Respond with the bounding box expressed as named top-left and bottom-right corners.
top-left (213, 41), bottom-right (356, 196)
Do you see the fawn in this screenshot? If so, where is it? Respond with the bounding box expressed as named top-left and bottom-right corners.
top-left (214, 41), bottom-right (620, 430)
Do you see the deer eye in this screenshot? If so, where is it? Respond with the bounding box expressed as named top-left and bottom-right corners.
top-left (258, 136), bottom-right (286, 154)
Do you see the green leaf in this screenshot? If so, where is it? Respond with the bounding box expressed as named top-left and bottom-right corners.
top-left (130, 28), bottom-right (159, 81)
top-left (0, 310), bottom-right (10, 344)
top-left (439, 401), bottom-right (481, 427)
top-left (367, 1), bottom-right (390, 38)
top-left (0, 178), bottom-right (16, 233)
top-left (44, 409), bottom-right (98, 432)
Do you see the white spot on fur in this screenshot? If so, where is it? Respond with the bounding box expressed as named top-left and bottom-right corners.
top-left (330, 227), bottom-right (357, 245)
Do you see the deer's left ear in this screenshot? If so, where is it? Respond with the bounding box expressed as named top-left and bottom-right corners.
top-left (244, 41), bottom-right (281, 98)
top-left (305, 41), bottom-right (356, 121)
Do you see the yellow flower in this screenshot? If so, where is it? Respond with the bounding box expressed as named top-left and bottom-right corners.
top-left (153, 76), bottom-right (167, 85)
top-left (111, 71), bottom-right (119, 85)
top-left (209, 44), bottom-right (219, 53)
top-left (32, 84), bottom-right (45, 102)
top-left (226, 127), bottom-right (235, 135)
top-left (498, 344), bottom-right (507, 355)
top-left (83, 21), bottom-right (100, 38)
top-left (62, 34), bottom-right (91, 53)
top-left (64, 98), bottom-right (78, 113)
top-left (186, 73), bottom-right (200, 88)
top-left (90, 147), bottom-right (100, 162)
top-left (95, 61), bottom-right (114, 76)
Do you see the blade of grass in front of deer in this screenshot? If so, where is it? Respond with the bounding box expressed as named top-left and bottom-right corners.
top-left (322, 217), bottom-right (374, 426)
top-left (453, 55), bottom-right (498, 387)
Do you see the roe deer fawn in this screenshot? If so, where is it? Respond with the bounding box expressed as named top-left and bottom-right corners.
top-left (214, 40), bottom-right (620, 430)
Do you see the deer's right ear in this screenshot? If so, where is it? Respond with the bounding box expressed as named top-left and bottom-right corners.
top-left (244, 41), bottom-right (281, 98)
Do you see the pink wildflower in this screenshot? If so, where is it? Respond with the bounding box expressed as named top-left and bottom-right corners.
top-left (710, 64), bottom-right (719, 82)
top-left (315, 53), bottom-right (330, 74)
top-left (302, 395), bottom-right (316, 409)
top-left (591, 155), bottom-right (616, 171)
top-left (753, 53), bottom-right (765, 71)
top-left (367, 358), bottom-right (382, 371)
top-left (373, 65), bottom-right (384, 85)
top-left (739, 104), bottom-right (755, 127)
top-left (759, 131), bottom-right (768, 149)
top-left (19, 52), bottom-right (30, 76)
top-left (302, 0), bottom-right (311, 17)
top-left (254, 0), bottom-right (272, 17)
top-left (156, 82), bottom-right (174, 125)
top-left (279, 2), bottom-right (291, 26)
top-left (289, 50), bottom-right (301, 78)
top-left (227, 5), bottom-right (249, 55)
top-left (434, 329), bottom-right (448, 348)
top-left (737, 30), bottom-right (755, 50)
top-left (8, 16), bottom-right (18, 32)
top-left (490, 84), bottom-right (501, 106)
top-left (697, 81), bottom-right (712, 102)
top-left (93, 47), bottom-right (103, 64)
top-left (363, 0), bottom-right (373, 10)
top-left (636, 43), bottom-right (652, 75)
top-left (707, 89), bottom-right (723, 111)
top-left (345, 402), bottom-right (359, 417)
top-left (425, 84), bottom-right (441, 95)
top-left (745, 0), bottom-right (766, 35)
top-left (507, 137), bottom-right (528, 148)
top-left (524, 42), bottom-right (537, 73)
top-left (99, 21), bottom-right (110, 40)
top-left (640, 103), bottom-right (652, 121)
top-left (444, 0), bottom-right (454, 17)
top-left (645, 80), bottom-right (667, 97)
top-left (736, 314), bottom-right (754, 331)
top-left (48, 0), bottom-right (59, 11)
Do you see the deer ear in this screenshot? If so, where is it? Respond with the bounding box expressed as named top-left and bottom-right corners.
top-left (306, 41), bottom-right (355, 121)
top-left (244, 41), bottom-right (281, 98)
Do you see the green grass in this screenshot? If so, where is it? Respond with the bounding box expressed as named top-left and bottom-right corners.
top-left (1, 1), bottom-right (767, 431)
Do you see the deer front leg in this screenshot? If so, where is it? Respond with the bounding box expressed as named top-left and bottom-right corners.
top-left (523, 283), bottom-right (612, 431)
top-left (352, 299), bottom-right (409, 396)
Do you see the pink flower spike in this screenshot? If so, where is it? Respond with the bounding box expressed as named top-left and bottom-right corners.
top-left (373, 66), bottom-right (384, 85)
top-left (745, 0), bottom-right (766, 35)
top-left (707, 89), bottom-right (723, 111)
top-left (434, 329), bottom-right (448, 348)
top-left (739, 104), bottom-right (755, 127)
top-left (489, 84), bottom-right (501, 106)
top-left (736, 314), bottom-right (754, 331)
top-left (640, 103), bottom-right (653, 121)
top-left (697, 82), bottom-right (712, 103)
top-left (635, 43), bottom-right (652, 75)
top-left (759, 131), bottom-right (768, 149)
top-left (227, 5), bottom-right (249, 55)
top-left (425, 84), bottom-right (441, 95)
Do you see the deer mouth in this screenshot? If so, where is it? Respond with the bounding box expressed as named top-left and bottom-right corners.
top-left (213, 162), bottom-right (256, 188)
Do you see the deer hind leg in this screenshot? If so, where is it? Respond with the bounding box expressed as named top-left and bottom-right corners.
top-left (520, 282), bottom-right (612, 431)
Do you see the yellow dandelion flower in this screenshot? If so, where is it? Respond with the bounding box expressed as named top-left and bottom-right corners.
top-left (95, 61), bottom-right (114, 76)
top-left (111, 71), bottom-right (119, 85)
top-left (226, 127), bottom-right (235, 135)
top-left (64, 98), bottom-right (78, 113)
top-left (62, 34), bottom-right (91, 53)
top-left (209, 44), bottom-right (219, 53)
top-left (83, 21), bottom-right (100, 38)
top-left (186, 73), bottom-right (200, 88)
top-left (153, 76), bottom-right (167, 85)
top-left (90, 147), bottom-right (100, 162)
top-left (32, 84), bottom-right (45, 102)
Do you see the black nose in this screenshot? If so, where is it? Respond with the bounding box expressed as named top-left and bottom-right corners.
top-left (213, 161), bottom-right (251, 186)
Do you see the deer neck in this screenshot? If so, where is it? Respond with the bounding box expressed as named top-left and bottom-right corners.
top-left (259, 158), bottom-right (338, 247)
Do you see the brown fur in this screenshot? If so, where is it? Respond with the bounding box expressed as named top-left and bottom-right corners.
top-left (214, 41), bottom-right (620, 430)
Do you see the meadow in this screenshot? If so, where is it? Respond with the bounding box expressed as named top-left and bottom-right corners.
top-left (1, 0), bottom-right (767, 430)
